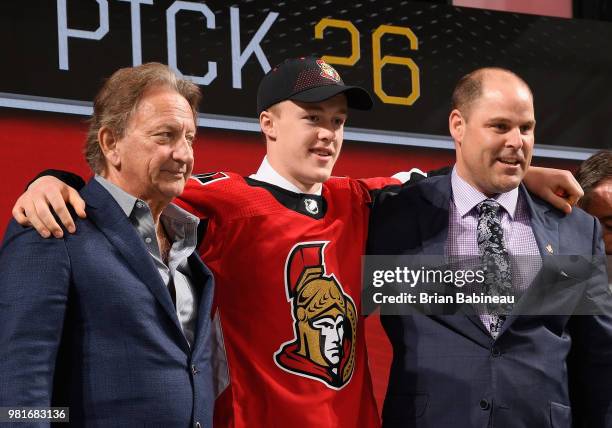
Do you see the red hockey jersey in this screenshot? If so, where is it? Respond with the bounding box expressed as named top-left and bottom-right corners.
top-left (177, 172), bottom-right (399, 428)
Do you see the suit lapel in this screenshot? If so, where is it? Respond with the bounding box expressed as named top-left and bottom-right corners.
top-left (189, 254), bottom-right (214, 356)
top-left (433, 312), bottom-right (493, 346)
top-left (418, 175), bottom-right (492, 343)
top-left (521, 186), bottom-right (560, 257)
top-left (82, 180), bottom-right (188, 350)
top-left (497, 185), bottom-right (560, 338)
top-left (459, 307), bottom-right (496, 340)
top-left (418, 175), bottom-right (451, 256)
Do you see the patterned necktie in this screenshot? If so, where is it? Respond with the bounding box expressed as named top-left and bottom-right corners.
top-left (476, 199), bottom-right (513, 339)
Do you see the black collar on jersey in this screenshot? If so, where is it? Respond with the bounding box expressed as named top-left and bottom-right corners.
top-left (245, 177), bottom-right (327, 220)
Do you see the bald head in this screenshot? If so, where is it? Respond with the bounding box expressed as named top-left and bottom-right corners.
top-left (449, 67), bottom-right (536, 196)
top-left (452, 68), bottom-right (533, 119)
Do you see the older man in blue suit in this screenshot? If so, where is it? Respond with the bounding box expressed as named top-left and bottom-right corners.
top-left (0, 63), bottom-right (214, 427)
top-left (368, 68), bottom-right (612, 428)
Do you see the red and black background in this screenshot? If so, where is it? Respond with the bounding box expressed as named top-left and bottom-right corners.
top-left (1, 0), bottom-right (610, 412)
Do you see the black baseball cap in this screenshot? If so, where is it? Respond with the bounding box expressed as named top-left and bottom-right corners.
top-left (256, 57), bottom-right (373, 115)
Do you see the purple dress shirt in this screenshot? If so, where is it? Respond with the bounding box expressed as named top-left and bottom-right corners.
top-left (446, 168), bottom-right (542, 335)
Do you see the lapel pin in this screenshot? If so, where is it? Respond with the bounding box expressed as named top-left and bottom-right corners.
top-left (545, 244), bottom-right (554, 254)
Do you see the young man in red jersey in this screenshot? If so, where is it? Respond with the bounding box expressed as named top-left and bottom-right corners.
top-left (11, 57), bottom-right (581, 427)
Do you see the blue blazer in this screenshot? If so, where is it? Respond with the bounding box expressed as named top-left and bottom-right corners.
top-left (367, 173), bottom-right (612, 428)
top-left (0, 179), bottom-right (214, 427)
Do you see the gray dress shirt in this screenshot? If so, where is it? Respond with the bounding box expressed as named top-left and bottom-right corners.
top-left (95, 176), bottom-right (200, 346)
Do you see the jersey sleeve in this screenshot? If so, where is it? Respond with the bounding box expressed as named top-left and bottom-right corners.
top-left (355, 176), bottom-right (401, 192)
top-left (31, 169), bottom-right (86, 191)
top-left (177, 172), bottom-right (239, 218)
top-left (354, 164), bottom-right (445, 192)
top-left (353, 166), bottom-right (451, 206)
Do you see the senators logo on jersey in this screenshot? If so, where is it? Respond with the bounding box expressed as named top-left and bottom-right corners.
top-left (274, 242), bottom-right (357, 389)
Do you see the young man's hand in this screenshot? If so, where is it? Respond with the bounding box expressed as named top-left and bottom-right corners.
top-left (12, 176), bottom-right (86, 238)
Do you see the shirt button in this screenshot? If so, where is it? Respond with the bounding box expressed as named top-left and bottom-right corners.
top-left (191, 364), bottom-right (199, 375)
top-left (145, 237), bottom-right (152, 244)
top-left (491, 347), bottom-right (501, 357)
top-left (136, 201), bottom-right (144, 209)
top-left (195, 422), bottom-right (201, 428)
top-left (479, 399), bottom-right (490, 410)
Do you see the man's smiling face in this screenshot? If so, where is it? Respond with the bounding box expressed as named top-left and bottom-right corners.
top-left (451, 71), bottom-right (536, 196)
top-left (263, 94), bottom-right (348, 194)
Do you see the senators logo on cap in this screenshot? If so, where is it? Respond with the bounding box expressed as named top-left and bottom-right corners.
top-left (316, 59), bottom-right (341, 83)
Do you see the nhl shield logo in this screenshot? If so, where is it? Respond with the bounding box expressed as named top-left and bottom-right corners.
top-left (316, 59), bottom-right (341, 83)
top-left (304, 198), bottom-right (319, 215)
top-left (274, 241), bottom-right (357, 389)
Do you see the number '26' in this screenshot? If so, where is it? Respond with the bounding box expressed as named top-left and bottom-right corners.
top-left (314, 18), bottom-right (420, 106)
